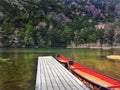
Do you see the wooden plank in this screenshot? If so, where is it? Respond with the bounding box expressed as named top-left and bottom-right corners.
top-left (42, 58), bottom-right (53, 90)
top-left (47, 58), bottom-right (72, 90)
top-left (35, 60), bottom-right (41, 90)
top-left (45, 58), bottom-right (65, 90)
top-left (36, 56), bottom-right (90, 90)
top-left (40, 58), bottom-right (47, 90)
top-left (48, 57), bottom-right (88, 90)
top-left (55, 62), bottom-right (85, 90)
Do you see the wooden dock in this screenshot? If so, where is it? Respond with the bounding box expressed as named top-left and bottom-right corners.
top-left (35, 56), bottom-right (90, 90)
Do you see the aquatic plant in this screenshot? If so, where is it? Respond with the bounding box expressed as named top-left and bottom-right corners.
top-left (0, 57), bottom-right (11, 62)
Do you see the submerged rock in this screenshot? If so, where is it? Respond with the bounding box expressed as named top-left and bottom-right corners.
top-left (106, 55), bottom-right (120, 61)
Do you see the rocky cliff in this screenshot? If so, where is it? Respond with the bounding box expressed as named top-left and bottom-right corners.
top-left (0, 0), bottom-right (120, 48)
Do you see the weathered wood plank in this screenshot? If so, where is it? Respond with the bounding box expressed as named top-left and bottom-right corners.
top-left (48, 58), bottom-right (71, 90)
top-left (48, 57), bottom-right (88, 90)
top-left (42, 58), bottom-right (53, 90)
top-left (35, 60), bottom-right (41, 90)
top-left (35, 56), bottom-right (90, 90)
top-left (46, 58), bottom-right (65, 90)
top-left (40, 58), bottom-right (47, 90)
top-left (55, 62), bottom-right (84, 90)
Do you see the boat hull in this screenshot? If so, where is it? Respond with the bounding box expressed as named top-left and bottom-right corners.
top-left (55, 54), bottom-right (120, 90)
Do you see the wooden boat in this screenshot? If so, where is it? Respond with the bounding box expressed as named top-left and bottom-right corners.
top-left (56, 54), bottom-right (120, 90)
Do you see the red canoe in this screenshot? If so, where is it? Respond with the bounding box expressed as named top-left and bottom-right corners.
top-left (56, 54), bottom-right (120, 90)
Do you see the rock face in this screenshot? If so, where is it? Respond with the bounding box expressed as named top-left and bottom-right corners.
top-left (0, 0), bottom-right (120, 25)
top-left (0, 12), bottom-right (4, 17)
top-left (1, 0), bottom-right (120, 16)
top-left (48, 12), bottom-right (71, 23)
top-left (22, 0), bottom-right (41, 3)
top-left (1, 0), bottom-right (120, 48)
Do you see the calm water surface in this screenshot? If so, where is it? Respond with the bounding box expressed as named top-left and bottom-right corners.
top-left (0, 48), bottom-right (120, 90)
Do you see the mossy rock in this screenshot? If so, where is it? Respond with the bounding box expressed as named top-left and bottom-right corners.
top-left (0, 57), bottom-right (11, 62)
top-left (106, 55), bottom-right (120, 61)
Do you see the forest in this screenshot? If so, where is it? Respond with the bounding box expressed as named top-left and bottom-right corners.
top-left (0, 0), bottom-right (120, 48)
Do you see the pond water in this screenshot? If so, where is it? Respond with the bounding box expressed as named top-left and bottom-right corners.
top-left (0, 48), bottom-right (120, 90)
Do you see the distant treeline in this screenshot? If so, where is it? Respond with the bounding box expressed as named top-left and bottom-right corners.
top-left (0, 0), bottom-right (120, 48)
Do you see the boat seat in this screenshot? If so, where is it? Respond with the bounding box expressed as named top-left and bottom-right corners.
top-left (107, 84), bottom-right (120, 88)
top-left (72, 67), bottom-right (85, 70)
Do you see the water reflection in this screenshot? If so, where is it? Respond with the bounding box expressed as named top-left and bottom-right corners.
top-left (0, 52), bottom-right (37, 90)
top-left (0, 48), bottom-right (120, 90)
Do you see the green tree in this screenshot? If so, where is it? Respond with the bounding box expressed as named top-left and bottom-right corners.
top-left (104, 25), bottom-right (115, 46)
top-left (96, 28), bottom-right (105, 47)
top-left (1, 26), bottom-right (14, 47)
top-left (34, 26), bottom-right (47, 48)
top-left (74, 27), bottom-right (97, 46)
top-left (24, 22), bottom-right (34, 47)
top-left (48, 23), bottom-right (73, 47)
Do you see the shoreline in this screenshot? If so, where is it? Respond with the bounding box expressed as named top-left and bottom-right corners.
top-left (0, 46), bottom-right (120, 49)
top-left (67, 46), bottom-right (120, 49)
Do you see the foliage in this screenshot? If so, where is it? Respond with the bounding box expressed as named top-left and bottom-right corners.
top-left (96, 28), bottom-right (105, 47)
top-left (0, 0), bottom-right (120, 48)
top-left (103, 25), bottom-right (115, 46)
top-left (24, 22), bottom-right (34, 47)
